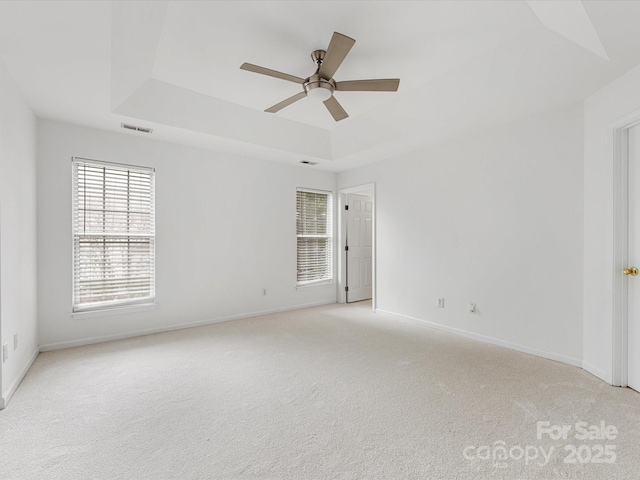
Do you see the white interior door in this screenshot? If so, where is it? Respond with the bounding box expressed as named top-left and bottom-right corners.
top-left (346, 193), bottom-right (373, 303)
top-left (628, 124), bottom-right (640, 392)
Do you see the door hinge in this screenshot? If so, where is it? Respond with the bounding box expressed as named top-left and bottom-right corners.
top-left (345, 205), bottom-right (349, 210)
top-left (345, 245), bottom-right (349, 251)
top-left (345, 286), bottom-right (349, 292)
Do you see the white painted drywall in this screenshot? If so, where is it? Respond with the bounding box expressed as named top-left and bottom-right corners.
top-left (583, 63), bottom-right (640, 383)
top-left (337, 103), bottom-right (584, 365)
top-left (37, 120), bottom-right (336, 349)
top-left (0, 59), bottom-right (39, 406)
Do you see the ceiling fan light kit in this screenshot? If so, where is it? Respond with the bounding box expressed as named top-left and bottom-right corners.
top-left (304, 73), bottom-right (335, 101)
top-left (240, 32), bottom-right (400, 122)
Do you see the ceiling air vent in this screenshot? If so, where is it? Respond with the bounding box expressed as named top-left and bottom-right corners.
top-left (121, 123), bottom-right (153, 134)
top-left (300, 160), bottom-right (318, 166)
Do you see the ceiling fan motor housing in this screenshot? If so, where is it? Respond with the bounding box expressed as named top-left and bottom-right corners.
top-left (304, 73), bottom-right (335, 100)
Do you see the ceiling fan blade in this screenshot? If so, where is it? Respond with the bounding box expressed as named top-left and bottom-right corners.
top-left (335, 79), bottom-right (400, 92)
top-left (318, 32), bottom-right (355, 80)
top-left (323, 96), bottom-right (349, 122)
top-left (265, 91), bottom-right (307, 113)
top-left (240, 63), bottom-right (305, 84)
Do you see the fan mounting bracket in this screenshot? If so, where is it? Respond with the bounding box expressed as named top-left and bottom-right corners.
top-left (311, 49), bottom-right (326, 67)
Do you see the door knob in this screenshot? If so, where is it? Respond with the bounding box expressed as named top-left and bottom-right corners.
top-left (624, 267), bottom-right (639, 276)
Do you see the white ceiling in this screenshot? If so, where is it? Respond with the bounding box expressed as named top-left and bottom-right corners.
top-left (2, 1), bottom-right (640, 172)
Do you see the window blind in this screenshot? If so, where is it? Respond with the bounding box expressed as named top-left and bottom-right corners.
top-left (72, 158), bottom-right (155, 311)
top-left (296, 189), bottom-right (333, 284)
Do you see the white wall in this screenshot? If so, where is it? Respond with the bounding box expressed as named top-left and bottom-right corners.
top-left (37, 119), bottom-right (336, 349)
top-left (583, 63), bottom-right (640, 383)
top-left (0, 59), bottom-right (38, 407)
top-left (338, 103), bottom-right (584, 365)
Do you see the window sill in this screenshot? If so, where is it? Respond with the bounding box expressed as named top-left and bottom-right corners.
top-left (296, 280), bottom-right (334, 289)
top-left (71, 302), bottom-right (157, 319)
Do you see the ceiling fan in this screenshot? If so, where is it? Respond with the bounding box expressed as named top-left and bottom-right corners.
top-left (240, 32), bottom-right (400, 122)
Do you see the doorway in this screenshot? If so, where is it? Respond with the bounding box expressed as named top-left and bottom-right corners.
top-left (612, 116), bottom-right (640, 391)
top-left (338, 184), bottom-right (375, 308)
top-left (626, 123), bottom-right (640, 392)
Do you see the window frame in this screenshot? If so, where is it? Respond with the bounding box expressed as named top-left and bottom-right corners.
top-left (71, 157), bottom-right (156, 314)
top-left (296, 187), bottom-right (334, 287)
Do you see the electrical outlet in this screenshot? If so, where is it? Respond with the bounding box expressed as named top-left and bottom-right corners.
top-left (13, 334), bottom-right (17, 350)
top-left (437, 298), bottom-right (445, 308)
top-left (261, 288), bottom-right (267, 296)
top-left (2, 343), bottom-right (8, 363)
top-left (468, 303), bottom-right (476, 313)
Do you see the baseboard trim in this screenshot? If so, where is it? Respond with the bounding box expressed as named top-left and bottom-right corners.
top-left (1, 348), bottom-right (39, 409)
top-left (376, 309), bottom-right (582, 368)
top-left (39, 300), bottom-right (336, 352)
top-left (581, 361), bottom-right (608, 383)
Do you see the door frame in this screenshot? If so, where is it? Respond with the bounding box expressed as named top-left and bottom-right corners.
top-left (337, 183), bottom-right (376, 309)
top-left (611, 113), bottom-right (640, 387)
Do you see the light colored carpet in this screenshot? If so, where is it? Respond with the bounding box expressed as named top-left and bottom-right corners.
top-left (1, 301), bottom-right (639, 479)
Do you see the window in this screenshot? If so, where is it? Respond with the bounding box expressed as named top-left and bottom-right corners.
top-left (296, 188), bottom-right (333, 285)
top-left (72, 158), bottom-right (155, 312)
